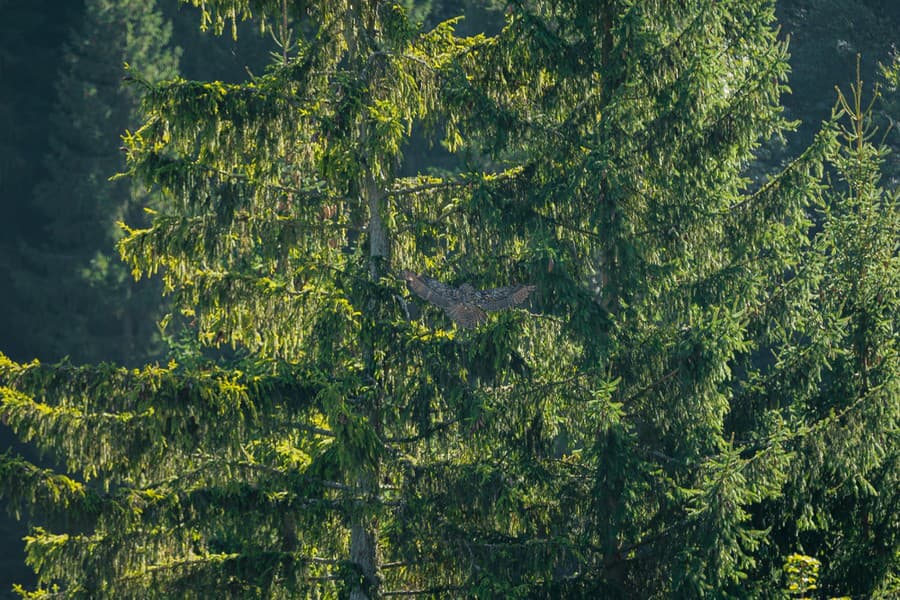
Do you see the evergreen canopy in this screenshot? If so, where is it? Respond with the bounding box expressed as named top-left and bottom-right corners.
top-left (1, 0), bottom-right (897, 598)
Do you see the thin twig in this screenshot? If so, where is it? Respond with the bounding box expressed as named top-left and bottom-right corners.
top-left (382, 586), bottom-right (465, 597)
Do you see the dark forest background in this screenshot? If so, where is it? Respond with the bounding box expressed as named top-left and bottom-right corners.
top-left (0, 0), bottom-right (897, 594)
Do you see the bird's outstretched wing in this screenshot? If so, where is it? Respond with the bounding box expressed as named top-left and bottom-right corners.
top-left (402, 272), bottom-right (463, 311)
top-left (402, 271), bottom-right (535, 328)
top-left (471, 284), bottom-right (536, 312)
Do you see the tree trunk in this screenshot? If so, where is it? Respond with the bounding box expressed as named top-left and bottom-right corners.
top-left (349, 516), bottom-right (378, 600)
top-left (350, 161), bottom-right (386, 600)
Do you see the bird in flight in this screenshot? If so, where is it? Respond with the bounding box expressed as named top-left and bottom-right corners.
top-left (402, 271), bottom-right (536, 328)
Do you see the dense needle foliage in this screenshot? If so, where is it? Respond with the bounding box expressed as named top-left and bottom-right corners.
top-left (1, 1), bottom-right (897, 598)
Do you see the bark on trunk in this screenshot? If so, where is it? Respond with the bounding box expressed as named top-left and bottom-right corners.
top-left (350, 160), bottom-right (386, 600)
top-left (349, 517), bottom-right (378, 600)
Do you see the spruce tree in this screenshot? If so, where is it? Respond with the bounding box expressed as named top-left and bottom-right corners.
top-left (751, 65), bottom-right (899, 597)
top-left (5, 1), bottom-right (493, 597)
top-left (0, 1), bottom-right (897, 598)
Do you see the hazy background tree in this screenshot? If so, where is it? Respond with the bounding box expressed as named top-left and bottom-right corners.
top-left (0, 0), bottom-right (84, 360)
top-left (6, 0), bottom-right (178, 366)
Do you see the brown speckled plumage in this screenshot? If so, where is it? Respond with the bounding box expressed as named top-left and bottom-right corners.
top-left (402, 271), bottom-right (535, 328)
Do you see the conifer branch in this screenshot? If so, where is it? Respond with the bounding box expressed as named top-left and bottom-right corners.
top-left (722, 135), bottom-right (828, 214)
top-left (369, 50), bottom-right (436, 72)
top-left (619, 368), bottom-right (680, 408)
top-left (388, 177), bottom-right (471, 197)
top-left (382, 586), bottom-right (466, 596)
top-left (295, 423), bottom-right (336, 437)
top-left (384, 419), bottom-right (459, 444)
